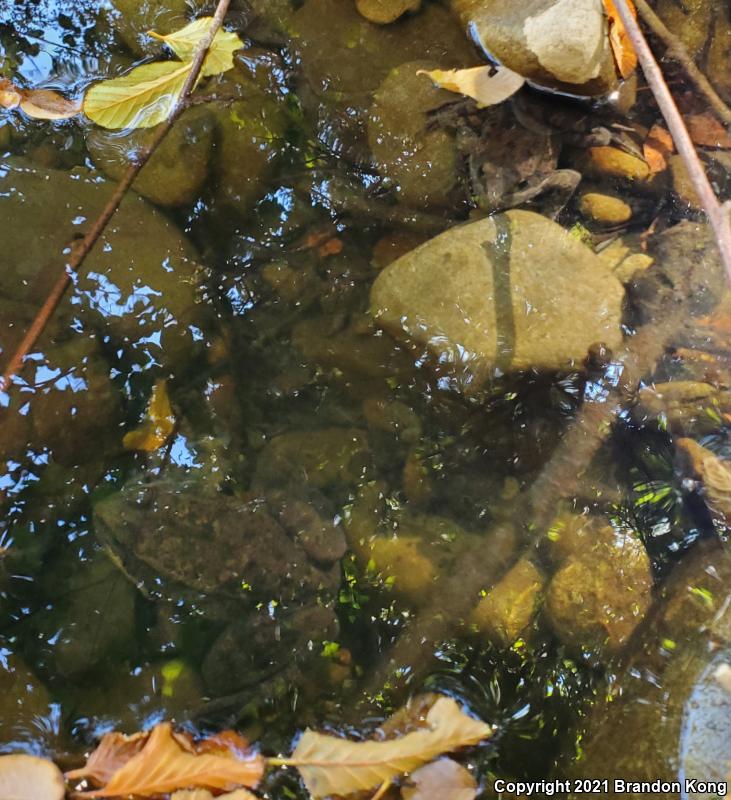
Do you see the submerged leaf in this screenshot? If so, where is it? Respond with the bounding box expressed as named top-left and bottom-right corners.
top-left (290, 696), bottom-right (491, 799)
top-left (123, 378), bottom-right (176, 452)
top-left (402, 759), bottom-right (478, 800)
top-left (148, 17), bottom-right (244, 78)
top-left (686, 113), bottom-right (731, 149)
top-left (643, 124), bottom-right (673, 174)
top-left (0, 78), bottom-right (22, 109)
top-left (75, 722), bottom-right (265, 797)
top-left (0, 754), bottom-right (66, 800)
top-left (417, 65), bottom-right (524, 108)
top-left (603, 0), bottom-right (638, 79)
top-left (83, 61), bottom-right (192, 129)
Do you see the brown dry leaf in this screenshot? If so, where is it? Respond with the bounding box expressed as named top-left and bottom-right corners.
top-left (401, 759), bottom-right (477, 800)
top-left (603, 0), bottom-right (638, 79)
top-left (290, 696), bottom-right (491, 799)
top-left (417, 65), bottom-right (525, 108)
top-left (643, 124), bottom-right (674, 174)
top-left (19, 88), bottom-right (80, 120)
top-left (171, 790), bottom-right (259, 800)
top-left (0, 754), bottom-right (66, 800)
top-left (123, 378), bottom-right (176, 452)
top-left (686, 113), bottom-right (731, 149)
top-left (318, 238), bottom-right (344, 258)
top-left (66, 730), bottom-right (147, 785)
top-left (75, 722), bottom-right (265, 797)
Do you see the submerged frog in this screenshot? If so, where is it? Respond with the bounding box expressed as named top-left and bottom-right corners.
top-left (94, 473), bottom-right (347, 707)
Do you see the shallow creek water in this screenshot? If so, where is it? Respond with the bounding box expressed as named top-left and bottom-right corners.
top-left (1, 1), bottom-right (731, 798)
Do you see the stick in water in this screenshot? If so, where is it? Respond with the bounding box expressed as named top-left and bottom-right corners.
top-left (0, 0), bottom-right (234, 394)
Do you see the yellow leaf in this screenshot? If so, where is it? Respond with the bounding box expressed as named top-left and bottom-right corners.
top-left (83, 61), bottom-right (193, 129)
top-left (122, 379), bottom-right (176, 452)
top-left (417, 65), bottom-right (524, 108)
top-left (148, 17), bottom-right (244, 78)
top-left (74, 722), bottom-right (265, 797)
top-left (20, 88), bottom-right (80, 120)
top-left (289, 697), bottom-right (491, 798)
top-left (0, 755), bottom-right (65, 800)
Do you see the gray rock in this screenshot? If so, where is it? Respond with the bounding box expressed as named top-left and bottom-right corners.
top-left (370, 210), bottom-right (625, 391)
top-left (0, 158), bottom-right (207, 369)
top-left (450, 0), bottom-right (618, 96)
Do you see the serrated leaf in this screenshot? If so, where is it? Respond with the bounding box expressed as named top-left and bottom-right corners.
top-left (417, 65), bottom-right (524, 108)
top-left (0, 755), bottom-right (66, 800)
top-left (148, 17), bottom-right (243, 78)
top-left (290, 697), bottom-right (491, 798)
top-left (83, 61), bottom-right (193, 129)
top-left (73, 722), bottom-right (265, 797)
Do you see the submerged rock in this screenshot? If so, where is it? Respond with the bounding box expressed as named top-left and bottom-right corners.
top-left (368, 60), bottom-right (463, 209)
top-left (569, 540), bottom-right (731, 796)
top-left (544, 519), bottom-right (653, 657)
top-left (107, 0), bottom-right (203, 55)
top-left (0, 652), bottom-right (54, 752)
top-left (450, 0), bottom-right (618, 96)
top-left (0, 158), bottom-right (207, 370)
top-left (675, 438), bottom-right (731, 528)
top-left (356, 0), bottom-right (421, 25)
top-left (370, 210), bottom-right (625, 391)
top-left (86, 106), bottom-right (215, 208)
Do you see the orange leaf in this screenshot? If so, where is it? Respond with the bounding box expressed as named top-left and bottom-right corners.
top-left (19, 88), bottom-right (80, 120)
top-left (603, 0), bottom-right (638, 79)
top-left (66, 731), bottom-right (147, 786)
top-left (686, 113), bottom-right (731, 149)
top-left (75, 723), bottom-right (265, 797)
top-left (643, 124), bottom-right (674, 173)
top-left (0, 78), bottom-right (21, 109)
top-left (318, 238), bottom-right (344, 258)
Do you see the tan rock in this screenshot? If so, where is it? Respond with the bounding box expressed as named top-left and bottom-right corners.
top-left (579, 192), bottom-right (632, 225)
top-left (356, 0), bottom-right (421, 25)
top-left (669, 154), bottom-right (701, 209)
top-left (584, 146), bottom-right (650, 181)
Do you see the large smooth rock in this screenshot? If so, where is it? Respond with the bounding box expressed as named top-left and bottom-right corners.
top-left (0, 158), bottom-right (207, 369)
top-left (370, 210), bottom-right (625, 390)
top-left (450, 0), bottom-right (618, 96)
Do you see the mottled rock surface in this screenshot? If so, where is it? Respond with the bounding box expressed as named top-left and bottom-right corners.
top-left (371, 210), bottom-right (625, 391)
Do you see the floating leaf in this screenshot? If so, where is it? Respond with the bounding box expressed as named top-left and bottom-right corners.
top-left (0, 754), bottom-right (66, 800)
top-left (0, 79), bottom-right (79, 119)
top-left (83, 61), bottom-right (193, 129)
top-left (603, 0), bottom-right (638, 79)
top-left (75, 722), bottom-right (265, 797)
top-left (66, 731), bottom-right (147, 786)
top-left (289, 696), bottom-right (491, 799)
top-left (123, 378), bottom-right (176, 452)
top-left (20, 88), bottom-right (80, 119)
top-left (148, 17), bottom-right (244, 78)
top-left (417, 65), bottom-right (524, 108)
top-left (402, 759), bottom-right (478, 800)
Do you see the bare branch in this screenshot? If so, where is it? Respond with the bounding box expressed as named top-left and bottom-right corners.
top-left (612, 0), bottom-right (731, 286)
top-left (0, 0), bottom-right (233, 394)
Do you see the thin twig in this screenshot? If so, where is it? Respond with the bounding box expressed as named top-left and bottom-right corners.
top-left (613, 0), bottom-right (731, 286)
top-left (0, 0), bottom-right (233, 394)
top-left (371, 779), bottom-right (393, 800)
top-left (632, 0), bottom-right (731, 127)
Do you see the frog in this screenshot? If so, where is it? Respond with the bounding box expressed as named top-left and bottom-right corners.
top-left (93, 471), bottom-right (347, 708)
